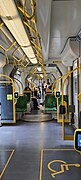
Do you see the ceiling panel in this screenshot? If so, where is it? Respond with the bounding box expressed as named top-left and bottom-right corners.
top-left (36, 0), bottom-right (51, 61)
top-left (49, 0), bottom-right (81, 59)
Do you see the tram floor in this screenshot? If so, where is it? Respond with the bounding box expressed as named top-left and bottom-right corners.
top-left (0, 119), bottom-right (75, 180)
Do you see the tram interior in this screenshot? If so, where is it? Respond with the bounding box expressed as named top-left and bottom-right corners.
top-left (0, 0), bottom-right (81, 180)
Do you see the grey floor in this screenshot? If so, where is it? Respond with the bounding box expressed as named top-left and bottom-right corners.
top-left (0, 118), bottom-right (74, 180)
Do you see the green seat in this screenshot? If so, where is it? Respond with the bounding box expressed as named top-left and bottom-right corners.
top-left (16, 108), bottom-right (27, 112)
top-left (45, 94), bottom-right (57, 111)
top-left (45, 107), bottom-right (57, 111)
top-left (24, 92), bottom-right (31, 103)
top-left (16, 95), bottom-right (29, 112)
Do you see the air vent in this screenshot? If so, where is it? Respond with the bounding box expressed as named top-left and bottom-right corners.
top-left (53, 60), bottom-right (62, 63)
top-left (48, 64), bottom-right (56, 67)
top-left (53, 0), bottom-right (73, 1)
top-left (6, 16), bottom-right (12, 20)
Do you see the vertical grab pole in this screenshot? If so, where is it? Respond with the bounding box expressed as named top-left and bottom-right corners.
top-left (0, 102), bottom-right (2, 127)
top-left (56, 79), bottom-right (61, 122)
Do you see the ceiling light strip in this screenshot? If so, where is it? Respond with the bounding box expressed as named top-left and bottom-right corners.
top-left (0, 0), bottom-right (37, 64)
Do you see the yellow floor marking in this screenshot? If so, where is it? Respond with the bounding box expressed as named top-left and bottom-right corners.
top-left (43, 148), bottom-right (74, 151)
top-left (48, 159), bottom-right (80, 178)
top-left (39, 149), bottom-right (80, 180)
top-left (40, 149), bottom-right (44, 180)
top-left (0, 149), bottom-right (15, 179)
top-left (0, 149), bottom-right (14, 152)
top-left (57, 119), bottom-right (70, 123)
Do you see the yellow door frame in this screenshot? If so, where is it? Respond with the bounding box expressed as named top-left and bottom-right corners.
top-left (62, 64), bottom-right (81, 140)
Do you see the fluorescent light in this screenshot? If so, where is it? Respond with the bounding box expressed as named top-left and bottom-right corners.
top-left (0, 0), bottom-right (30, 46)
top-left (22, 47), bottom-right (35, 58)
top-left (29, 57), bottom-right (37, 64)
top-left (40, 74), bottom-right (43, 78)
top-left (37, 67), bottom-right (41, 72)
top-left (0, 0), bottom-right (37, 64)
top-left (22, 47), bottom-right (37, 64)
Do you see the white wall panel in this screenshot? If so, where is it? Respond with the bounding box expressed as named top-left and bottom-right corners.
top-left (36, 0), bottom-right (52, 61)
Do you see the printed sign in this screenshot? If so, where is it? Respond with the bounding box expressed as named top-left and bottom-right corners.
top-left (7, 94), bottom-right (12, 100)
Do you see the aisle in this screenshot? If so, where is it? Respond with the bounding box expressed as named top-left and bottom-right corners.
top-left (0, 121), bottom-right (73, 180)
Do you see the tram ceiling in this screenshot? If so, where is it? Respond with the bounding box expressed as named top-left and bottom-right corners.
top-left (35, 0), bottom-right (81, 65)
top-left (0, 0), bottom-right (81, 81)
top-left (0, 0), bottom-right (46, 79)
top-left (48, 0), bottom-right (81, 64)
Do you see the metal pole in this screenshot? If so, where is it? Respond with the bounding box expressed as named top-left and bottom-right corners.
top-left (0, 102), bottom-right (2, 127)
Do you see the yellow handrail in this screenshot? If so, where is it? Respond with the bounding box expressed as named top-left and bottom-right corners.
top-left (0, 41), bottom-right (16, 52)
top-left (0, 22), bottom-right (4, 28)
top-left (12, 46), bottom-right (25, 62)
top-left (14, 79), bottom-right (20, 94)
top-left (23, 21), bottom-right (39, 37)
top-left (31, 40), bottom-right (42, 52)
top-left (21, 61), bottom-right (30, 68)
top-left (17, 0), bottom-right (36, 23)
top-left (14, 78), bottom-right (24, 96)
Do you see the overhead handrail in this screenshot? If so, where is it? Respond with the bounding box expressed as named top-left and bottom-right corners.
top-left (32, 43), bottom-right (43, 56)
top-left (0, 22), bottom-right (4, 28)
top-left (17, 0), bottom-right (45, 77)
top-left (0, 21), bottom-right (16, 51)
top-left (0, 47), bottom-right (7, 67)
top-left (13, 79), bottom-right (20, 94)
top-left (31, 40), bottom-right (42, 52)
top-left (52, 69), bottom-right (74, 94)
top-left (0, 41), bottom-right (16, 52)
top-left (21, 60), bottom-right (30, 68)
top-left (12, 46), bottom-right (25, 62)
top-left (14, 78), bottom-right (24, 96)
top-left (17, 0), bottom-right (36, 23)
top-left (23, 21), bottom-right (39, 37)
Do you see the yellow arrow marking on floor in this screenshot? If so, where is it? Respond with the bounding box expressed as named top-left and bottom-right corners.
top-left (48, 160), bottom-right (80, 178)
top-left (0, 149), bottom-right (15, 179)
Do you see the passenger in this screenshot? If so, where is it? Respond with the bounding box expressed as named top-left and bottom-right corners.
top-left (46, 85), bottom-right (52, 93)
top-left (24, 83), bottom-right (31, 91)
top-left (42, 83), bottom-right (44, 95)
top-left (45, 85), bottom-right (47, 94)
top-left (37, 86), bottom-right (41, 98)
top-left (48, 83), bottom-right (53, 90)
top-left (34, 87), bottom-right (38, 97)
top-left (31, 96), bottom-right (39, 110)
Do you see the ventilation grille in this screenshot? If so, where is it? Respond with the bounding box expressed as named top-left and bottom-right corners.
top-left (53, 0), bottom-right (73, 1)
top-left (6, 16), bottom-right (13, 20)
top-left (48, 64), bottom-right (56, 67)
top-left (53, 60), bottom-right (62, 63)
